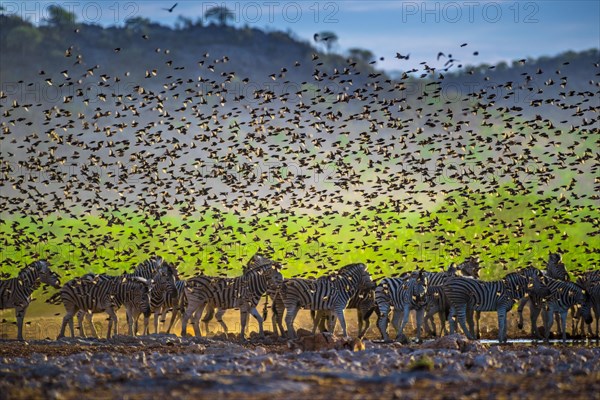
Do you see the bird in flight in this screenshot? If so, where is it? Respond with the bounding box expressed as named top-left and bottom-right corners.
top-left (395, 52), bottom-right (410, 60)
top-left (162, 3), bottom-right (178, 13)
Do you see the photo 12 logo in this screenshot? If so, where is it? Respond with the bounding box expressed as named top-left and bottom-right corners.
top-left (400, 1), bottom-right (540, 24)
top-left (1, 1), bottom-right (140, 25)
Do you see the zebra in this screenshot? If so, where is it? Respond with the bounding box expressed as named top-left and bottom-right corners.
top-left (311, 286), bottom-right (377, 338)
top-left (57, 274), bottom-right (151, 339)
top-left (445, 267), bottom-right (540, 343)
top-left (141, 262), bottom-right (179, 334)
top-left (375, 270), bottom-right (429, 342)
top-left (546, 253), bottom-right (570, 281)
top-left (197, 254), bottom-right (282, 336)
top-left (0, 260), bottom-right (60, 340)
top-left (181, 261), bottom-right (283, 339)
top-left (540, 276), bottom-right (590, 342)
top-left (422, 259), bottom-right (481, 337)
top-left (517, 254), bottom-right (571, 337)
top-left (581, 282), bottom-right (600, 338)
top-left (154, 279), bottom-right (186, 334)
top-left (56, 257), bottom-right (178, 337)
top-left (282, 263), bottom-right (374, 339)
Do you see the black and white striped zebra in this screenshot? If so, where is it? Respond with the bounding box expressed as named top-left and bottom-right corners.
top-left (282, 263), bottom-right (374, 339)
top-left (517, 253), bottom-right (571, 337)
top-left (540, 276), bottom-right (590, 342)
top-left (422, 260), bottom-right (481, 337)
top-left (142, 262), bottom-right (179, 334)
top-left (154, 280), bottom-right (186, 334)
top-left (0, 260), bottom-right (60, 340)
top-left (311, 286), bottom-right (377, 338)
top-left (445, 267), bottom-right (540, 343)
top-left (581, 282), bottom-right (600, 338)
top-left (375, 270), bottom-right (429, 342)
top-left (181, 261), bottom-right (283, 339)
top-left (195, 254), bottom-right (281, 336)
top-left (57, 274), bottom-right (151, 339)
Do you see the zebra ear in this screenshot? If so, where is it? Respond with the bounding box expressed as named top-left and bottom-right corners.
top-left (133, 277), bottom-right (149, 285)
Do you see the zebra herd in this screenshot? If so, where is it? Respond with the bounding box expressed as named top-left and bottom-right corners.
top-left (1, 253), bottom-right (600, 343)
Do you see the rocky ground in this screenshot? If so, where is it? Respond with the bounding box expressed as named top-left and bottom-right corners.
top-left (1, 331), bottom-right (599, 400)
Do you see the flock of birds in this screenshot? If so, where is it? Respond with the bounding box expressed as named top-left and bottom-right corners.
top-left (0, 11), bottom-right (598, 304)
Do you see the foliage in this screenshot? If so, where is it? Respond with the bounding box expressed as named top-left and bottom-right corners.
top-left (204, 6), bottom-right (235, 26)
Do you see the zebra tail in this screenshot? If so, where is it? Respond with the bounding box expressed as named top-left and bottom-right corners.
top-left (262, 295), bottom-right (269, 322)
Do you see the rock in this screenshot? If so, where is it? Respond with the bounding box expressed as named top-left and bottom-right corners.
top-left (472, 354), bottom-right (496, 369)
top-left (295, 328), bottom-right (313, 338)
top-left (395, 333), bottom-right (409, 345)
top-left (253, 346), bottom-right (267, 356)
top-left (29, 365), bottom-right (62, 378)
top-left (423, 334), bottom-right (486, 353)
top-left (292, 333), bottom-right (364, 352)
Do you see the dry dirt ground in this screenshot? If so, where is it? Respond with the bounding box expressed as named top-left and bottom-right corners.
top-left (1, 310), bottom-right (599, 400)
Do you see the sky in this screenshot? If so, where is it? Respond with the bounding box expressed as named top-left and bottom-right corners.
top-left (2, 0), bottom-right (599, 72)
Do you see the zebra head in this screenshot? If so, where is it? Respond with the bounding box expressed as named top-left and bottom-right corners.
top-left (31, 260), bottom-right (61, 288)
top-left (152, 262), bottom-right (179, 298)
top-left (130, 277), bottom-right (153, 317)
top-left (262, 262), bottom-right (284, 292)
top-left (546, 253), bottom-right (569, 281)
top-left (410, 270), bottom-right (428, 306)
top-left (457, 256), bottom-right (480, 278)
top-left (244, 252), bottom-right (275, 273)
top-left (529, 271), bottom-right (551, 297)
top-left (505, 266), bottom-right (542, 300)
top-left (445, 263), bottom-right (458, 276)
top-left (580, 291), bottom-right (594, 325)
top-left (339, 263), bottom-right (375, 290)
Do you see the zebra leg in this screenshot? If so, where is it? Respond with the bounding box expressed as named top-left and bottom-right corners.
top-left (154, 309), bottom-right (161, 334)
top-left (497, 308), bottom-right (507, 343)
top-left (334, 308), bottom-right (348, 337)
top-left (58, 309), bottom-right (75, 339)
top-left (273, 296), bottom-right (286, 338)
top-left (180, 301), bottom-right (199, 337)
top-left (191, 303), bottom-right (207, 337)
top-left (424, 307), bottom-right (437, 337)
top-left (455, 304), bottom-right (474, 339)
top-left (311, 310), bottom-right (320, 335)
top-left (555, 311), bottom-right (562, 336)
top-left (517, 297), bottom-right (529, 330)
top-left (106, 308), bottom-right (118, 339)
top-left (465, 308), bottom-right (475, 339)
top-left (214, 308), bottom-right (228, 333)
top-left (529, 304), bottom-right (542, 339)
top-left (398, 307), bottom-right (410, 340)
top-left (448, 306), bottom-right (456, 335)
top-left (544, 307), bottom-right (554, 342)
top-left (560, 310), bottom-right (568, 342)
top-left (475, 311), bottom-right (482, 339)
top-left (87, 313), bottom-right (98, 338)
top-left (285, 305), bottom-right (299, 339)
top-left (15, 306), bottom-right (26, 341)
top-left (415, 308), bottom-right (424, 343)
top-left (376, 305), bottom-right (391, 341)
top-left (202, 306), bottom-right (215, 334)
top-left (240, 308), bottom-right (250, 340)
top-left (165, 306), bottom-right (179, 334)
top-left (249, 307), bottom-right (265, 338)
top-left (76, 311), bottom-right (86, 337)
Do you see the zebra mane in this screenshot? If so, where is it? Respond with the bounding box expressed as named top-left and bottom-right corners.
top-left (130, 255), bottom-right (165, 277)
top-left (337, 263), bottom-right (367, 275)
top-left (243, 253), bottom-right (277, 272)
top-left (18, 260), bottom-right (49, 278)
